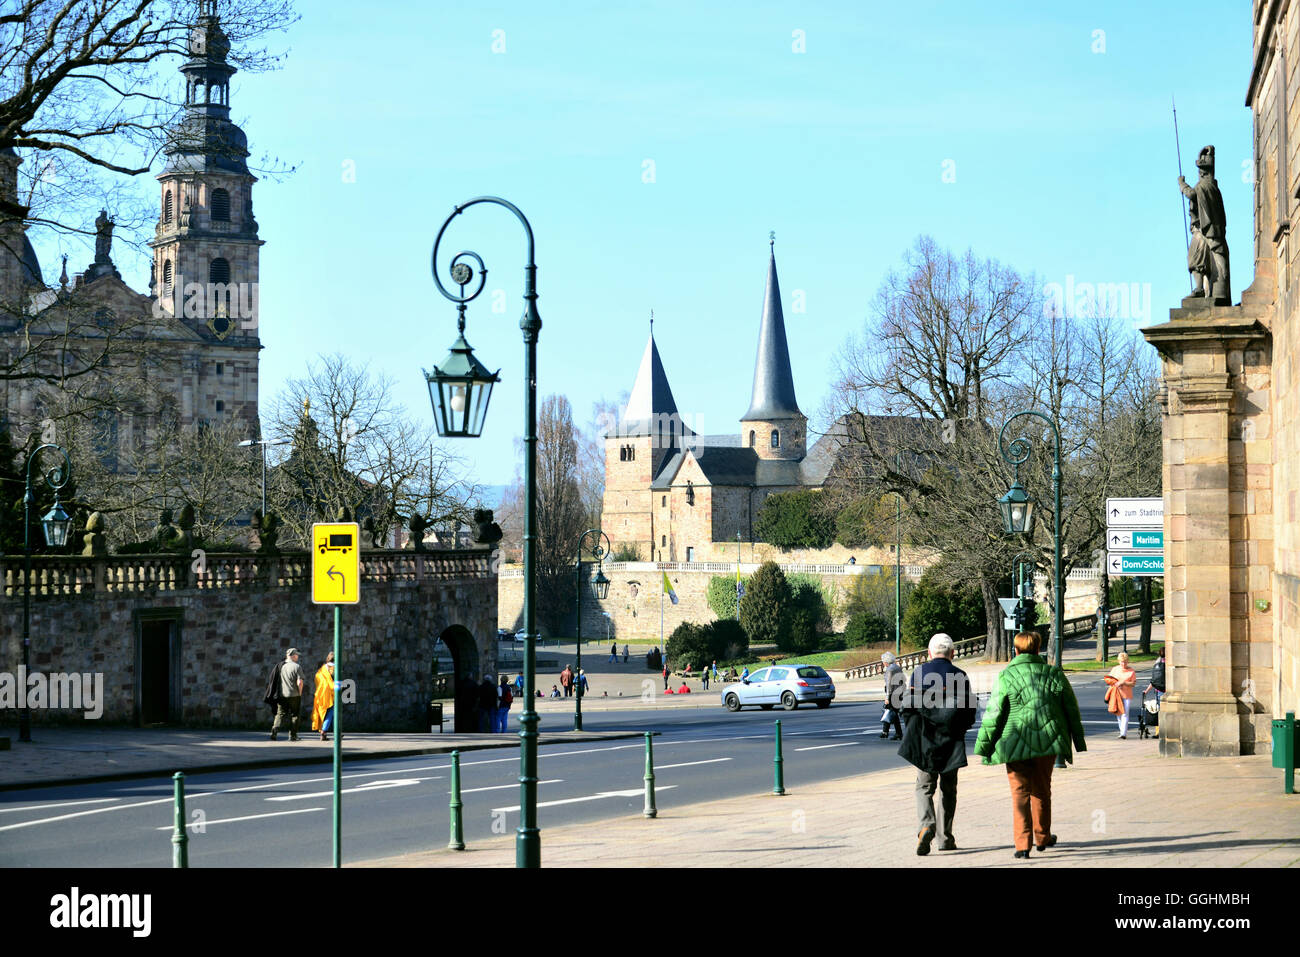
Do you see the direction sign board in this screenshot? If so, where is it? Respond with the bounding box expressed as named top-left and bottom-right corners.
top-left (1106, 497), bottom-right (1164, 528)
top-left (312, 522), bottom-right (361, 604)
top-left (1107, 552), bottom-right (1165, 577)
top-left (1107, 529), bottom-right (1164, 550)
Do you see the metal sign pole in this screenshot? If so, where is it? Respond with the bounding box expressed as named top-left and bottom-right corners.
top-left (333, 604), bottom-right (341, 868)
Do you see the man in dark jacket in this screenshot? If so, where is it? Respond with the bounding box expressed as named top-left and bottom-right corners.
top-left (897, 633), bottom-right (978, 856)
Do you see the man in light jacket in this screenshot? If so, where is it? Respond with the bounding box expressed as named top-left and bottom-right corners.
top-left (897, 633), bottom-right (977, 856)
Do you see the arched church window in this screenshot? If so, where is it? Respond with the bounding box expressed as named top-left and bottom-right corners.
top-left (211, 188), bottom-right (230, 222)
top-left (749, 430), bottom-right (755, 447)
top-left (163, 191), bottom-right (173, 223)
top-left (771, 429), bottom-right (780, 448)
top-left (162, 260), bottom-right (173, 294)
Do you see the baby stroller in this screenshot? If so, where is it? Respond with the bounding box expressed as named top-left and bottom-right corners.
top-left (1138, 690), bottom-right (1160, 739)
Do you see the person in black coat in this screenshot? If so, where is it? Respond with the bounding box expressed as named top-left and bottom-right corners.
top-left (897, 633), bottom-right (978, 856)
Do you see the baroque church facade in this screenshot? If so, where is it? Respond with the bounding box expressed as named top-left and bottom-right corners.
top-left (0, 2), bottom-right (262, 456)
top-left (600, 243), bottom-right (859, 565)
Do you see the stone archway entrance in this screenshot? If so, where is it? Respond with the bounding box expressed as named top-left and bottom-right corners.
top-left (438, 625), bottom-right (480, 732)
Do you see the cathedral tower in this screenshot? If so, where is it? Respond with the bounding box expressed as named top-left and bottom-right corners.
top-left (740, 240), bottom-right (806, 460)
top-left (0, 147), bottom-right (45, 318)
top-left (149, 0), bottom-right (263, 345)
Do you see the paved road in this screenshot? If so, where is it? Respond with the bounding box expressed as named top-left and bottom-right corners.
top-left (0, 673), bottom-right (1141, 867)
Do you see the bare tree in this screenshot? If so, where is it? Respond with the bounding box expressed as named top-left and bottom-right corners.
top-left (264, 354), bottom-right (478, 549)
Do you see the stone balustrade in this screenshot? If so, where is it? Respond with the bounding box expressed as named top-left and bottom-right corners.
top-left (0, 547), bottom-right (496, 600)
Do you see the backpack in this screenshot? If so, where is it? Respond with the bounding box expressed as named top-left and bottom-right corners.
top-left (263, 661), bottom-right (284, 708)
top-left (502, 685), bottom-right (513, 706)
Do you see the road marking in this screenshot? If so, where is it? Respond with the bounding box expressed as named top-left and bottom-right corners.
top-left (155, 808), bottom-right (325, 830)
top-left (492, 786), bottom-right (678, 813)
top-left (460, 779), bottom-right (562, 794)
top-left (655, 758), bottom-right (732, 770)
top-left (265, 778), bottom-right (429, 802)
top-left (0, 797), bottom-right (119, 814)
top-left (795, 743), bottom-right (859, 751)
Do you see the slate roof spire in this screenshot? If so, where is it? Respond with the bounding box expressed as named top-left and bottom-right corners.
top-left (742, 236), bottom-right (801, 421)
top-left (620, 324), bottom-right (685, 439)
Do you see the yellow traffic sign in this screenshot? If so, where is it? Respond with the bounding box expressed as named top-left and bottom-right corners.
top-left (312, 523), bottom-right (360, 604)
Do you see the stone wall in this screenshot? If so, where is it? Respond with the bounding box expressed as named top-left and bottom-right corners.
top-left (0, 549), bottom-right (497, 730)
top-left (499, 561), bottom-right (1103, 644)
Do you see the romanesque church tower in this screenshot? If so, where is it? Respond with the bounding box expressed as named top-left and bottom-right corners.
top-left (740, 241), bottom-right (806, 460)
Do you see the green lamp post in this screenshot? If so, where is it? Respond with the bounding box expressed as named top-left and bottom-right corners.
top-left (424, 196), bottom-right (540, 868)
top-left (20, 444), bottom-right (75, 743)
top-left (574, 528), bottom-right (611, 731)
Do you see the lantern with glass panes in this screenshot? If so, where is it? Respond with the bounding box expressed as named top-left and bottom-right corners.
top-left (424, 260), bottom-right (500, 438)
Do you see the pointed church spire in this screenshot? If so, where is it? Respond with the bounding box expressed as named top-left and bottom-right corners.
top-left (742, 238), bottom-right (801, 421)
top-left (621, 326), bottom-right (682, 437)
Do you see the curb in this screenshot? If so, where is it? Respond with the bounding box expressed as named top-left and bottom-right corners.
top-left (0, 731), bottom-right (647, 793)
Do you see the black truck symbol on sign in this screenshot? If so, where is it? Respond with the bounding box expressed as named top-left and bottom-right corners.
top-left (319, 532), bottom-right (353, 555)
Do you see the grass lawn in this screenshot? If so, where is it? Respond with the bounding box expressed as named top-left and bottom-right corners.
top-left (753, 642), bottom-right (924, 672)
top-left (1062, 652), bottom-right (1158, 673)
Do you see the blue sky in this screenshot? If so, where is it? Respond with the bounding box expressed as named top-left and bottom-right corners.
top-left (53, 0), bottom-right (1258, 488)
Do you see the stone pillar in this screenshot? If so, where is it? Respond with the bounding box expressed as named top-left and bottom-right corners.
top-left (1143, 302), bottom-right (1271, 756)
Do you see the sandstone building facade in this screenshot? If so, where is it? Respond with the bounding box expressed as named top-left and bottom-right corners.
top-left (1139, 0), bottom-right (1300, 756)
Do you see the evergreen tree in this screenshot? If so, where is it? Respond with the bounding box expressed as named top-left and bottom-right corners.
top-left (739, 561), bottom-right (791, 649)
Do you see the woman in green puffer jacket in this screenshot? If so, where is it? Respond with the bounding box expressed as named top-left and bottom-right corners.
top-left (974, 631), bottom-right (1087, 860)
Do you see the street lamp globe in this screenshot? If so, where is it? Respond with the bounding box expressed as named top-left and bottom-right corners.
top-left (591, 567), bottom-right (611, 601)
top-left (998, 480), bottom-right (1035, 536)
top-left (424, 331), bottom-right (500, 438)
top-left (41, 497), bottom-right (74, 548)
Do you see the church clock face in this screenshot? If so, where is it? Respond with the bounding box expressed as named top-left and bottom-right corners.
top-left (207, 313), bottom-right (233, 340)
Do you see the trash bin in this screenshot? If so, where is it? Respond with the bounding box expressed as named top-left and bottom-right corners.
top-left (1272, 711), bottom-right (1297, 795)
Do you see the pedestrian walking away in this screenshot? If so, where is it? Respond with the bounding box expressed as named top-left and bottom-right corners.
top-left (496, 675), bottom-right (514, 732)
top-left (311, 652), bottom-right (336, 741)
top-left (1145, 646), bottom-right (1165, 708)
top-left (880, 651), bottom-right (904, 740)
top-left (663, 663), bottom-right (670, 691)
top-left (898, 633), bottom-right (977, 856)
top-left (478, 674), bottom-right (497, 732)
top-left (974, 631), bottom-right (1087, 859)
top-left (623, 644), bottom-right (629, 663)
top-left (702, 669), bottom-right (710, 690)
top-left (271, 647), bottom-right (305, 741)
top-left (1104, 652), bottom-right (1138, 738)
top-left (578, 668), bottom-right (589, 697)
top-left (609, 642), bottom-right (618, 664)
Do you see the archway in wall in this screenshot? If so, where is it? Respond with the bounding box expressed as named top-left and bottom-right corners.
top-left (438, 625), bottom-right (480, 733)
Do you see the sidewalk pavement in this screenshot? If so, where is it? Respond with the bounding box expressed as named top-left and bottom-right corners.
top-left (0, 727), bottom-right (641, 791)
top-left (360, 735), bottom-right (1299, 868)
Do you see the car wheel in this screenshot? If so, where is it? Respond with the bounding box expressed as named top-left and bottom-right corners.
top-left (782, 691), bottom-right (798, 711)
top-left (724, 694), bottom-right (741, 712)
top-left (760, 703), bottom-right (774, 710)
top-left (816, 700), bottom-right (831, 709)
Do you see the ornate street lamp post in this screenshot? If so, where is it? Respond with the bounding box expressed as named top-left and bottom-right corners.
top-left (19, 444), bottom-right (74, 743)
top-left (998, 410), bottom-right (1065, 769)
top-left (424, 196), bottom-right (540, 868)
top-left (574, 528), bottom-right (611, 731)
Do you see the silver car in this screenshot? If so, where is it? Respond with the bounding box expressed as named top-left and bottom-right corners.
top-left (721, 664), bottom-right (836, 712)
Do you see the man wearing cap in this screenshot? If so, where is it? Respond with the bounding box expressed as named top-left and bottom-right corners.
top-left (898, 633), bottom-right (978, 856)
top-left (272, 648), bottom-right (305, 741)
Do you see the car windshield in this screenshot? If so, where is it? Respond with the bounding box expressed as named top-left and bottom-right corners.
top-left (796, 666), bottom-right (828, 678)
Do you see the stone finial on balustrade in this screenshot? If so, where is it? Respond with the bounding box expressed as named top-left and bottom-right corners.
top-left (407, 512), bottom-right (429, 552)
top-left (471, 509), bottom-right (502, 545)
top-left (82, 511), bottom-right (108, 557)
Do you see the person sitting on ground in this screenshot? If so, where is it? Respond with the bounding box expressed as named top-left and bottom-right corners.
top-left (548, 684), bottom-right (561, 698)
top-left (677, 682), bottom-right (691, 694)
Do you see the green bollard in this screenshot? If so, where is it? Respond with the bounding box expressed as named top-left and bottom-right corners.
top-left (773, 720), bottom-right (785, 796)
top-left (643, 731), bottom-right (657, 818)
top-left (448, 750), bottom-right (465, 850)
top-left (171, 771), bottom-right (189, 868)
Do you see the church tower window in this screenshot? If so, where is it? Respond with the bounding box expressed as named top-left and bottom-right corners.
top-left (211, 188), bottom-right (230, 221)
top-left (162, 260), bottom-right (173, 294)
top-left (771, 429), bottom-right (780, 448)
top-left (749, 430), bottom-right (756, 448)
top-left (164, 190), bottom-right (173, 223)
top-left (210, 257), bottom-right (230, 284)
top-left (215, 400), bottom-right (224, 413)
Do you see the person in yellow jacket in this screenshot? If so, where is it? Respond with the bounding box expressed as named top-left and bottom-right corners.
top-left (311, 653), bottom-right (336, 742)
